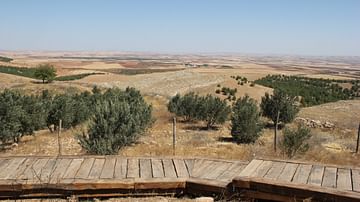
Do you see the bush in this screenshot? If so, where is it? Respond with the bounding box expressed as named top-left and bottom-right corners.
top-left (231, 95), bottom-right (263, 143)
top-left (198, 95), bottom-right (231, 129)
top-left (168, 92), bottom-right (200, 122)
top-left (250, 83), bottom-right (255, 87)
top-left (215, 89), bottom-right (221, 94)
top-left (280, 125), bottom-right (311, 158)
top-left (78, 88), bottom-right (152, 155)
top-left (260, 89), bottom-right (299, 125)
top-left (34, 64), bottom-right (57, 83)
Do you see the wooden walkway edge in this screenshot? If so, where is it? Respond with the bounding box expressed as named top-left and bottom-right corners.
top-left (0, 156), bottom-right (359, 201)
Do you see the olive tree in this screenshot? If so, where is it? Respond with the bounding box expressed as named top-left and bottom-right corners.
top-left (34, 64), bottom-right (57, 83)
top-left (260, 89), bottom-right (300, 151)
top-left (231, 95), bottom-right (263, 143)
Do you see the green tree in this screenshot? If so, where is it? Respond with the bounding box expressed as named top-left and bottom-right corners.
top-left (198, 94), bottom-right (231, 129)
top-left (34, 64), bottom-right (57, 83)
top-left (280, 125), bottom-right (311, 158)
top-left (231, 95), bottom-right (263, 143)
top-left (167, 92), bottom-right (200, 122)
top-left (0, 90), bottom-right (24, 144)
top-left (260, 89), bottom-right (300, 151)
top-left (78, 88), bottom-right (152, 155)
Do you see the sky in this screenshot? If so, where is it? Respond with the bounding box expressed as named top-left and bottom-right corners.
top-left (0, 0), bottom-right (359, 56)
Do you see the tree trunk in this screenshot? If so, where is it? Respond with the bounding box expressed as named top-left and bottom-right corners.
top-left (274, 111), bottom-right (280, 152)
top-left (356, 123), bottom-right (360, 153)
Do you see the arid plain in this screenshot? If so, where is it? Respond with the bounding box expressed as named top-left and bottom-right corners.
top-left (1, 51), bottom-right (360, 168)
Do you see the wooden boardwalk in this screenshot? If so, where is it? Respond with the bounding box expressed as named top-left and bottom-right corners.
top-left (0, 156), bottom-right (359, 201)
top-left (234, 159), bottom-right (360, 201)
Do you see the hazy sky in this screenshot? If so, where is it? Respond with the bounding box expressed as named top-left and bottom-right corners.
top-left (1, 0), bottom-right (359, 56)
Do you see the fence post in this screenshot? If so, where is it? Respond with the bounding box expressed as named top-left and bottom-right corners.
top-left (356, 123), bottom-right (360, 153)
top-left (173, 117), bottom-right (176, 155)
top-left (274, 111), bottom-right (280, 152)
top-left (58, 119), bottom-right (62, 156)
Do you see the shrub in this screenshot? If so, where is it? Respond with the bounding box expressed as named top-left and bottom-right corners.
top-left (280, 125), bottom-right (311, 158)
top-left (231, 95), bottom-right (263, 143)
top-left (198, 95), bottom-right (231, 129)
top-left (215, 89), bottom-right (221, 94)
top-left (168, 92), bottom-right (200, 122)
top-left (78, 88), bottom-right (152, 155)
top-left (250, 82), bottom-right (255, 87)
top-left (34, 64), bottom-right (57, 83)
top-left (260, 89), bottom-right (299, 125)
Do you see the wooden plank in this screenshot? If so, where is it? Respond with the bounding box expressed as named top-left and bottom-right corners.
top-left (308, 165), bottom-right (325, 186)
top-left (7, 158), bottom-right (36, 180)
top-left (139, 159), bottom-right (152, 179)
top-left (127, 158), bottom-right (139, 178)
top-left (292, 164), bottom-right (312, 184)
top-left (88, 158), bottom-right (105, 179)
top-left (250, 160), bottom-right (273, 177)
top-left (0, 157), bottom-right (26, 179)
top-left (184, 159), bottom-right (195, 176)
top-left (163, 159), bottom-right (177, 178)
top-left (114, 158), bottom-right (127, 179)
top-left (192, 160), bottom-right (215, 178)
top-left (238, 159), bottom-right (263, 177)
top-left (39, 158), bottom-right (57, 182)
top-left (217, 162), bottom-right (246, 181)
top-left (19, 158), bottom-right (49, 180)
top-left (151, 159), bottom-right (164, 178)
top-left (49, 158), bottom-right (72, 183)
top-left (100, 157), bottom-right (116, 179)
top-left (62, 158), bottom-right (83, 179)
top-left (201, 162), bottom-right (233, 180)
top-left (75, 158), bottom-right (95, 179)
top-left (0, 159), bottom-right (9, 171)
top-left (352, 169), bottom-right (360, 192)
top-left (264, 161), bottom-right (286, 180)
top-left (173, 159), bottom-right (189, 178)
top-left (322, 167), bottom-right (337, 188)
top-left (337, 168), bottom-right (352, 191)
top-left (277, 163), bottom-right (298, 182)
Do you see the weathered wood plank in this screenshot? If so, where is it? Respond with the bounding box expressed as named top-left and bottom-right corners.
top-left (352, 169), bottom-right (360, 192)
top-left (139, 159), bottom-right (152, 179)
top-left (75, 158), bottom-right (95, 179)
top-left (39, 158), bottom-right (57, 182)
top-left (250, 161), bottom-right (273, 177)
top-left (49, 158), bottom-right (72, 183)
top-left (173, 159), bottom-right (189, 178)
top-left (114, 158), bottom-right (127, 179)
top-left (163, 159), bottom-right (177, 178)
top-left (62, 159), bottom-right (83, 179)
top-left (322, 167), bottom-right (337, 188)
top-left (238, 159), bottom-right (263, 177)
top-left (277, 163), bottom-right (298, 182)
top-left (151, 159), bottom-right (164, 178)
top-left (264, 161), bottom-right (286, 180)
top-left (127, 158), bottom-right (139, 178)
top-left (184, 159), bottom-right (195, 176)
top-left (292, 164), bottom-right (312, 184)
top-left (88, 158), bottom-right (105, 179)
top-left (201, 162), bottom-right (233, 180)
top-left (217, 162), bottom-right (246, 181)
top-left (7, 158), bottom-right (36, 180)
top-left (192, 160), bottom-right (213, 178)
top-left (308, 165), bottom-right (325, 186)
top-left (337, 168), bottom-right (352, 191)
top-left (19, 158), bottom-right (49, 180)
top-left (0, 157), bottom-right (26, 179)
top-left (100, 157), bottom-right (116, 179)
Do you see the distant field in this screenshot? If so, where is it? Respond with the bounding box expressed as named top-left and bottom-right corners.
top-left (103, 68), bottom-right (185, 75)
top-left (0, 65), bottom-right (103, 81)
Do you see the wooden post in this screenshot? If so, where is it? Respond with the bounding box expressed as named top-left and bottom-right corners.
top-left (173, 117), bottom-right (176, 155)
top-left (274, 111), bottom-right (280, 152)
top-left (58, 119), bottom-right (62, 156)
top-left (356, 123), bottom-right (360, 153)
